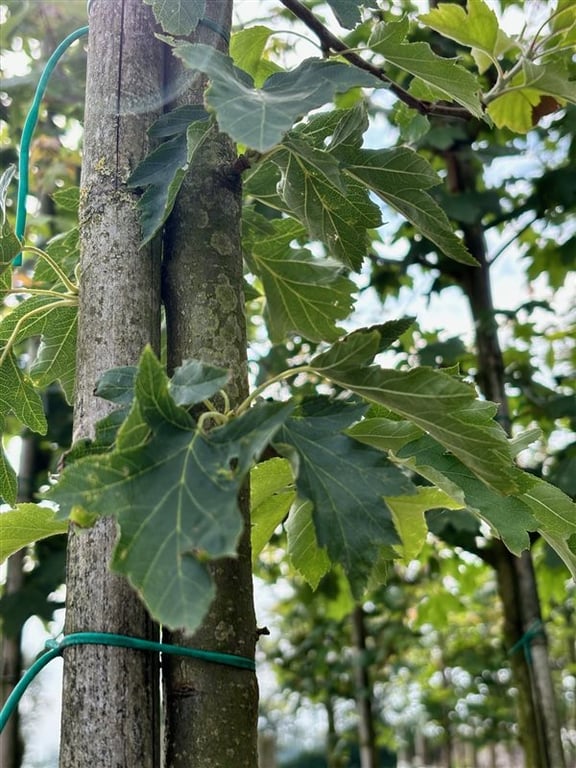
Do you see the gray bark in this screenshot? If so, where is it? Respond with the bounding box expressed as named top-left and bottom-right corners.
top-left (59, 1), bottom-right (163, 765)
top-left (161, 3), bottom-right (259, 766)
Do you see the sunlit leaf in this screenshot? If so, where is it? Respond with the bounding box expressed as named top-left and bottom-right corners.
top-left (0, 504), bottom-right (69, 563)
top-left (419, 0), bottom-right (501, 58)
top-left (370, 18), bottom-right (483, 117)
top-left (250, 457), bottom-right (294, 561)
top-left (286, 499), bottom-right (331, 589)
top-left (230, 26), bottom-right (281, 86)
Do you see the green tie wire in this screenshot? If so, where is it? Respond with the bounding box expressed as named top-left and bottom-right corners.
top-left (0, 631), bottom-right (255, 733)
top-left (13, 25), bottom-right (89, 265)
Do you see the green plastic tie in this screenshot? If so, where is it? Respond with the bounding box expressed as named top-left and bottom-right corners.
top-left (13, 25), bottom-right (89, 266)
top-left (0, 631), bottom-right (255, 733)
top-left (508, 620), bottom-right (545, 665)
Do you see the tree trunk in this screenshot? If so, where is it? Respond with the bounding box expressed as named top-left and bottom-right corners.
top-left (0, 550), bottom-right (24, 768)
top-left (59, 1), bottom-right (163, 765)
top-left (351, 605), bottom-right (378, 768)
top-left (444, 149), bottom-right (566, 768)
top-left (161, 3), bottom-right (259, 766)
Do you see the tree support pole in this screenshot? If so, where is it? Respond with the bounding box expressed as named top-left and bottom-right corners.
top-left (59, 1), bottom-right (163, 765)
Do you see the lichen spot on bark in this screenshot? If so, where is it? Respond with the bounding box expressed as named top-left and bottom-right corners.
top-left (210, 231), bottom-right (234, 256)
top-left (215, 283), bottom-right (238, 311)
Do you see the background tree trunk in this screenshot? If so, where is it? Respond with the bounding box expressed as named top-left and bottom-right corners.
top-left (351, 605), bottom-right (378, 768)
top-left (59, 1), bottom-right (163, 765)
top-left (161, 3), bottom-right (259, 766)
top-left (445, 148), bottom-right (566, 768)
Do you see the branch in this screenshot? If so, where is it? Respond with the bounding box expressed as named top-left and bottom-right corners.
top-left (280, 0), bottom-right (472, 120)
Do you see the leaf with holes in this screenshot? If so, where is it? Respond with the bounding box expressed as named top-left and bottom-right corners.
top-left (243, 212), bottom-right (355, 341)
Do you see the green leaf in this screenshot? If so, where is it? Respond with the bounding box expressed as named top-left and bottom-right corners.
top-left (52, 186), bottom-right (80, 213)
top-left (48, 347), bottom-right (293, 630)
top-left (386, 487), bottom-right (461, 563)
top-left (369, 18), bottom-right (483, 117)
top-left (312, 328), bottom-right (520, 493)
top-left (95, 366), bottom-right (138, 405)
top-left (522, 60), bottom-right (576, 104)
top-left (398, 436), bottom-right (537, 554)
top-left (539, 531), bottom-right (576, 581)
top-left (271, 141), bottom-right (381, 270)
top-left (0, 164), bottom-right (16, 224)
top-left (273, 399), bottom-right (415, 590)
top-left (340, 144), bottom-right (476, 265)
top-left (230, 26), bottom-right (281, 87)
top-left (29, 304), bottom-right (77, 403)
top-left (286, 499), bottom-right (331, 589)
top-left (1, 221), bottom-right (22, 271)
top-left (250, 457), bottom-right (295, 562)
top-left (419, 0), bottom-right (500, 58)
top-left (347, 416), bottom-right (423, 453)
top-left (486, 88), bottom-right (541, 133)
top-left (0, 438), bottom-right (17, 506)
top-left (169, 359), bottom-right (230, 407)
top-left (143, 0), bottom-right (205, 35)
top-left (0, 504), bottom-right (69, 563)
top-left (244, 212), bottom-right (355, 342)
top-left (326, 0), bottom-right (362, 28)
top-left (0, 351), bottom-right (47, 434)
top-left (520, 478), bottom-right (576, 537)
top-left (128, 118), bottom-right (212, 245)
top-left (168, 42), bottom-right (382, 151)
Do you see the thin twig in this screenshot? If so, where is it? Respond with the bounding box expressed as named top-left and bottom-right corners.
top-left (279, 0), bottom-right (473, 120)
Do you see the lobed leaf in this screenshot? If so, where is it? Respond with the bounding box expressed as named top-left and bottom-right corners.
top-left (273, 399), bottom-right (416, 592)
top-left (398, 435), bottom-right (538, 554)
top-left (244, 212), bottom-right (356, 341)
top-left (419, 0), bottom-right (501, 58)
top-left (48, 347), bottom-right (293, 630)
top-left (168, 42), bottom-right (383, 151)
